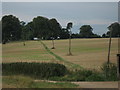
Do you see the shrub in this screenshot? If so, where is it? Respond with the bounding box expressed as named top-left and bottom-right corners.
top-left (49, 62), bottom-right (118, 81)
top-left (101, 62), bottom-right (117, 81)
top-left (49, 69), bottom-right (94, 81)
top-left (86, 73), bottom-right (105, 81)
top-left (73, 69), bottom-right (93, 81)
top-left (2, 62), bottom-right (68, 79)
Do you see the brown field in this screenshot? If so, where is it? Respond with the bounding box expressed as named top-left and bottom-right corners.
top-left (43, 38), bottom-right (118, 70)
top-left (2, 38), bottom-right (119, 88)
top-left (2, 41), bottom-right (57, 63)
top-left (2, 38), bottom-right (118, 70)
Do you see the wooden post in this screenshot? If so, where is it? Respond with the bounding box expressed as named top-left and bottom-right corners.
top-left (68, 28), bottom-right (72, 55)
top-left (51, 38), bottom-right (55, 49)
top-left (117, 54), bottom-right (120, 90)
top-left (107, 28), bottom-right (112, 64)
top-left (51, 33), bottom-right (55, 49)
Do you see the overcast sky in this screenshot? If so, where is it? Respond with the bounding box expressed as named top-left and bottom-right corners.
top-left (2, 2), bottom-right (118, 35)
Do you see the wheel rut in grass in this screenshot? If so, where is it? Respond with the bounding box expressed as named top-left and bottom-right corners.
top-left (40, 41), bottom-right (83, 69)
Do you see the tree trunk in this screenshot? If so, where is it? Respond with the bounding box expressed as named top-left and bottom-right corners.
top-left (51, 38), bottom-right (55, 49)
top-left (107, 28), bottom-right (112, 64)
top-left (68, 28), bottom-right (72, 55)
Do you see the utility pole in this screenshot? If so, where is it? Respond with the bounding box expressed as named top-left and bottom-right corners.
top-left (69, 28), bottom-right (72, 55)
top-left (107, 27), bottom-right (113, 64)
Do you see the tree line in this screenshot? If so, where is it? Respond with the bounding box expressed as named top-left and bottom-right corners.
top-left (1, 15), bottom-right (120, 44)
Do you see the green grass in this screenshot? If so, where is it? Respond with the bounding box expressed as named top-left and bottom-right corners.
top-left (2, 75), bottom-right (33, 88)
top-left (30, 81), bottom-right (78, 88)
top-left (40, 40), bottom-right (83, 69)
top-left (3, 38), bottom-right (118, 69)
top-left (2, 75), bottom-right (78, 88)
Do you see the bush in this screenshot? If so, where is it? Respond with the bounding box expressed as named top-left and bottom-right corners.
top-left (101, 62), bottom-right (117, 81)
top-left (49, 69), bottom-right (94, 81)
top-left (2, 62), bottom-right (67, 79)
top-left (86, 73), bottom-right (105, 81)
top-left (50, 65), bottom-right (118, 81)
top-left (73, 69), bottom-right (93, 81)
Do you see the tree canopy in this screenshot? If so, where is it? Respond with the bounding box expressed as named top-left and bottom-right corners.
top-left (2, 15), bottom-right (21, 44)
top-left (32, 16), bottom-right (49, 39)
top-left (79, 25), bottom-right (94, 38)
top-left (2, 14), bottom-right (120, 44)
top-left (67, 22), bottom-right (73, 30)
top-left (107, 22), bottom-right (120, 37)
top-left (48, 18), bottom-right (62, 39)
top-left (102, 22), bottom-right (120, 38)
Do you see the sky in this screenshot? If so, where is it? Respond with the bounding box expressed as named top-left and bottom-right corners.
top-left (2, 2), bottom-right (118, 35)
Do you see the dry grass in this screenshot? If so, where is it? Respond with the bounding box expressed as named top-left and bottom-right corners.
top-left (2, 38), bottom-right (118, 70)
top-left (2, 41), bottom-right (57, 63)
top-left (43, 38), bottom-right (118, 70)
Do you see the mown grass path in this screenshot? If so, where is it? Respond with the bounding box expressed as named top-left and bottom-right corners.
top-left (40, 40), bottom-right (83, 70)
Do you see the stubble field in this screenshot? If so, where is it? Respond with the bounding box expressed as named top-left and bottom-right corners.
top-left (3, 38), bottom-right (118, 70)
top-left (43, 38), bottom-right (118, 70)
top-left (2, 38), bottom-right (118, 88)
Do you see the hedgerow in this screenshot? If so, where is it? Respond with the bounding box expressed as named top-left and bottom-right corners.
top-left (2, 62), bottom-right (117, 81)
top-left (2, 62), bottom-right (67, 79)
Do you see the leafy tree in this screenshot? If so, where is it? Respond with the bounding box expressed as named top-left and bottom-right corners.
top-left (60, 28), bottom-right (69, 39)
top-left (102, 33), bottom-right (106, 38)
top-left (71, 33), bottom-right (81, 38)
top-left (0, 20), bottom-right (2, 43)
top-left (91, 34), bottom-right (101, 38)
top-left (67, 22), bottom-right (73, 30)
top-left (107, 22), bottom-right (120, 37)
top-left (32, 16), bottom-right (49, 39)
top-left (20, 21), bottom-right (26, 46)
top-left (79, 25), bottom-right (94, 38)
top-left (48, 18), bottom-right (62, 38)
top-left (22, 22), bottom-right (34, 40)
top-left (2, 15), bottom-right (21, 44)
top-left (48, 18), bottom-right (62, 49)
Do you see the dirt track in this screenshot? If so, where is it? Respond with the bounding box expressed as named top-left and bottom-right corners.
top-left (72, 81), bottom-right (118, 88)
top-left (34, 80), bottom-right (119, 88)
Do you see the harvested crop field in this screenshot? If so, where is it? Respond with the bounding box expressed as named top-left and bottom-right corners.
top-left (43, 38), bottom-right (118, 70)
top-left (2, 38), bottom-right (118, 70)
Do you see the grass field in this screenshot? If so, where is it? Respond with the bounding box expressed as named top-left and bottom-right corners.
top-left (2, 38), bottom-right (118, 88)
top-left (2, 75), bottom-right (78, 88)
top-left (2, 41), bottom-right (58, 63)
top-left (43, 38), bottom-right (118, 70)
top-left (3, 38), bottom-right (118, 70)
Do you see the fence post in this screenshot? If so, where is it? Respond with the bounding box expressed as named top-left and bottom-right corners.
top-left (117, 54), bottom-right (120, 90)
